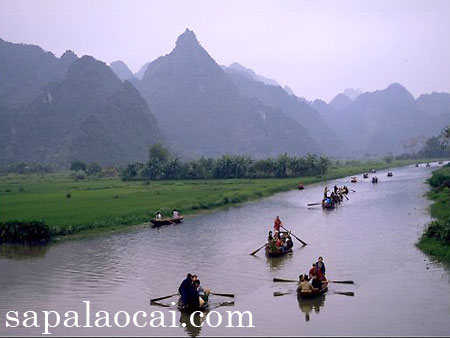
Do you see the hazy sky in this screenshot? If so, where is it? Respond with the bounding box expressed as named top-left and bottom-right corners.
top-left (1, 0), bottom-right (449, 102)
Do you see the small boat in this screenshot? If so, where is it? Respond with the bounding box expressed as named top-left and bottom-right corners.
top-left (298, 183), bottom-right (305, 190)
top-left (363, 173), bottom-right (369, 179)
top-left (439, 161), bottom-right (443, 165)
top-left (371, 169), bottom-right (376, 173)
top-left (265, 246), bottom-right (293, 257)
top-left (177, 297), bottom-right (209, 313)
top-left (372, 176), bottom-right (379, 184)
top-left (415, 163), bottom-right (419, 167)
top-left (426, 162), bottom-right (431, 167)
top-left (321, 198), bottom-right (335, 209)
top-left (151, 216), bottom-right (184, 227)
top-left (387, 171), bottom-right (393, 177)
top-left (350, 176), bottom-right (357, 183)
top-left (297, 282), bottom-right (329, 299)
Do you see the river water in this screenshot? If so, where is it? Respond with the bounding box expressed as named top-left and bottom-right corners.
top-left (1, 163), bottom-right (449, 336)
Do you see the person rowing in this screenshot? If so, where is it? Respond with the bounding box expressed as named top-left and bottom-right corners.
top-left (274, 216), bottom-right (282, 232)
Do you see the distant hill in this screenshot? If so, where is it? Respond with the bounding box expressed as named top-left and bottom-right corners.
top-left (110, 60), bottom-right (135, 81)
top-left (225, 70), bottom-right (342, 154)
top-left (224, 62), bottom-right (281, 87)
top-left (135, 29), bottom-right (321, 158)
top-left (135, 61), bottom-right (151, 79)
top-left (343, 88), bottom-right (362, 101)
top-left (0, 38), bottom-right (77, 108)
top-left (329, 93), bottom-right (353, 111)
top-left (0, 40), bottom-right (162, 166)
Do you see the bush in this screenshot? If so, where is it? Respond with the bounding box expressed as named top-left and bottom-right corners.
top-left (384, 155), bottom-right (394, 164)
top-left (429, 172), bottom-right (450, 188)
top-left (0, 220), bottom-right (51, 244)
top-left (423, 218), bottom-right (450, 245)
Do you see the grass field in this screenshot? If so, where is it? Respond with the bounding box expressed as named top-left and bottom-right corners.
top-left (417, 165), bottom-right (450, 263)
top-left (0, 159), bottom-right (435, 240)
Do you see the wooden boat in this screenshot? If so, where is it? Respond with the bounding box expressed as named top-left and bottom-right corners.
top-left (298, 183), bottom-right (305, 190)
top-left (415, 163), bottom-right (420, 167)
top-left (265, 246), bottom-right (293, 257)
top-left (297, 282), bottom-right (329, 299)
top-left (350, 176), bottom-right (357, 183)
top-left (151, 216), bottom-right (184, 227)
top-left (387, 171), bottom-right (393, 177)
top-left (439, 161), bottom-right (443, 165)
top-left (321, 198), bottom-right (335, 209)
top-left (372, 176), bottom-right (379, 184)
top-left (363, 173), bottom-right (369, 179)
top-left (371, 169), bottom-right (376, 173)
top-left (426, 162), bottom-right (431, 167)
top-left (177, 297), bottom-right (209, 313)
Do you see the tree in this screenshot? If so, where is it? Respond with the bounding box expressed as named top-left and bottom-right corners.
top-left (86, 162), bottom-right (102, 176)
top-left (70, 160), bottom-right (87, 172)
top-left (148, 143), bottom-right (170, 164)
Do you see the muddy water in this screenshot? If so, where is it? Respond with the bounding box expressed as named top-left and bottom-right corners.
top-left (1, 163), bottom-right (449, 336)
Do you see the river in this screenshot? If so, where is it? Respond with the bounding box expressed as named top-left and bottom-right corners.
top-left (1, 162), bottom-right (449, 336)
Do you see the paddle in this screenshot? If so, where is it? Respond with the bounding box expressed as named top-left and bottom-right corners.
top-left (273, 278), bottom-right (354, 285)
top-left (281, 225), bottom-right (307, 246)
top-left (327, 280), bottom-right (354, 284)
top-left (274, 290), bottom-right (354, 297)
top-left (211, 301), bottom-right (235, 310)
top-left (210, 292), bottom-right (234, 298)
top-left (250, 243), bottom-right (266, 256)
top-left (307, 202), bottom-right (322, 206)
top-left (150, 293), bottom-right (179, 302)
top-left (349, 188), bottom-right (356, 192)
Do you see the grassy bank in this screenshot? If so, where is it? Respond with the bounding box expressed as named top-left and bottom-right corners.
top-left (0, 158), bottom-right (437, 241)
top-left (418, 164), bottom-right (450, 263)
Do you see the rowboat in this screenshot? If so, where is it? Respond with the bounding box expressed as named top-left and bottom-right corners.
top-left (265, 246), bottom-right (293, 257)
top-left (426, 163), bottom-right (431, 167)
top-left (439, 161), bottom-right (443, 165)
top-left (371, 169), bottom-right (376, 173)
top-left (151, 216), bottom-right (184, 227)
top-left (297, 282), bottom-right (329, 299)
top-left (298, 183), bottom-right (305, 190)
top-left (415, 163), bottom-right (420, 167)
top-left (322, 198), bottom-right (335, 209)
top-left (372, 176), bottom-right (379, 183)
top-left (177, 297), bottom-right (209, 313)
top-left (350, 176), bottom-right (357, 183)
top-left (387, 171), bottom-right (393, 177)
top-left (363, 173), bottom-right (369, 178)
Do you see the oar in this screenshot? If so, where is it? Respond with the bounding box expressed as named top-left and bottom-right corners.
top-left (150, 293), bottom-right (178, 302)
top-left (281, 225), bottom-right (307, 246)
top-left (273, 277), bottom-right (297, 282)
top-left (274, 290), bottom-right (354, 297)
top-left (210, 292), bottom-right (234, 298)
top-left (342, 194), bottom-right (349, 200)
top-left (211, 301), bottom-right (235, 309)
top-left (150, 301), bottom-right (171, 307)
top-left (250, 243), bottom-right (266, 256)
top-left (327, 280), bottom-right (354, 284)
top-left (349, 188), bottom-right (356, 192)
top-left (307, 202), bottom-right (322, 206)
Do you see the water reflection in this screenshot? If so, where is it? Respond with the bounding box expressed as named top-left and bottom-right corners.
top-left (266, 252), bottom-right (294, 271)
top-left (0, 243), bottom-right (48, 260)
top-left (297, 294), bottom-right (326, 322)
top-left (180, 311), bottom-right (206, 337)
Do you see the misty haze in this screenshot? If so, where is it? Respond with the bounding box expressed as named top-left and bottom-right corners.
top-left (1, 1), bottom-right (450, 337)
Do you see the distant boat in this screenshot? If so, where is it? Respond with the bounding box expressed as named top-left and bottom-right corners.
top-left (298, 183), bottom-right (305, 190)
top-left (415, 163), bottom-right (419, 167)
top-left (371, 169), bottom-right (376, 173)
top-left (363, 173), bottom-right (369, 179)
top-left (387, 171), bottom-right (393, 177)
top-left (350, 176), bottom-right (357, 183)
top-left (426, 162), bottom-right (431, 167)
top-left (151, 216), bottom-right (184, 227)
top-left (438, 161), bottom-right (443, 165)
top-left (372, 176), bottom-right (379, 183)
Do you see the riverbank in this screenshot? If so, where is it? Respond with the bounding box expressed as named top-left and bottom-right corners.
top-left (0, 158), bottom-right (440, 242)
top-left (418, 164), bottom-right (450, 263)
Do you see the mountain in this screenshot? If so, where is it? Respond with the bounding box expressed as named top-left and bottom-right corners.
top-left (283, 85), bottom-right (295, 96)
top-left (135, 61), bottom-right (151, 79)
top-left (135, 29), bottom-right (321, 158)
top-left (0, 53), bottom-right (162, 166)
top-left (224, 62), bottom-right (281, 87)
top-left (0, 38), bottom-right (77, 108)
top-left (329, 93), bottom-right (353, 111)
top-left (343, 88), bottom-right (362, 101)
top-left (110, 60), bottom-right (135, 81)
top-left (332, 83), bottom-right (439, 155)
top-left (225, 68), bottom-right (342, 154)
